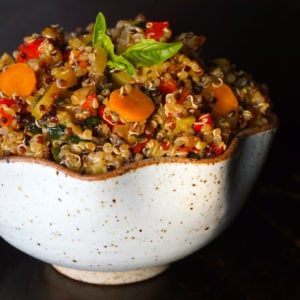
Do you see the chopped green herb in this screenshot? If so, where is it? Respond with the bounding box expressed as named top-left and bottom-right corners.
top-left (47, 124), bottom-right (66, 140)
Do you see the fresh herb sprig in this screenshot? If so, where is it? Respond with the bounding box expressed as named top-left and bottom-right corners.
top-left (92, 12), bottom-right (183, 74)
top-left (92, 12), bottom-right (135, 75)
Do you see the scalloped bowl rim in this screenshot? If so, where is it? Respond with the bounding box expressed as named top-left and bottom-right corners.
top-left (0, 114), bottom-right (279, 180)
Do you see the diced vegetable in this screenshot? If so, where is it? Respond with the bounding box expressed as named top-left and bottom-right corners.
top-left (0, 63), bottom-right (37, 98)
top-left (144, 21), bottom-right (169, 41)
top-left (205, 83), bottom-right (238, 117)
top-left (0, 98), bottom-right (19, 127)
top-left (52, 65), bottom-right (77, 88)
top-left (193, 113), bottom-right (213, 132)
top-left (16, 38), bottom-right (44, 63)
top-left (93, 45), bottom-right (108, 75)
top-left (159, 78), bottom-right (178, 94)
top-left (31, 82), bottom-right (62, 119)
top-left (159, 79), bottom-right (189, 104)
top-left (111, 70), bottom-right (133, 87)
top-left (108, 86), bottom-right (155, 122)
top-left (177, 87), bottom-right (190, 104)
top-left (0, 98), bottom-right (16, 107)
top-left (174, 115), bottom-right (196, 134)
top-left (82, 93), bottom-right (98, 116)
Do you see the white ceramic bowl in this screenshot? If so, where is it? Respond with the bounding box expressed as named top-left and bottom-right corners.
top-left (0, 116), bottom-right (278, 284)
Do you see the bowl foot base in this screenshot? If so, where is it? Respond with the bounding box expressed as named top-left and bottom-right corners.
top-left (52, 264), bottom-right (169, 285)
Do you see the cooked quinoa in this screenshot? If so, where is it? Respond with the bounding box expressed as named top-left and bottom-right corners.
top-left (0, 13), bottom-right (273, 175)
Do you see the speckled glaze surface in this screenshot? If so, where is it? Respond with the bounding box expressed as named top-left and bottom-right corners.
top-left (0, 118), bottom-right (278, 284)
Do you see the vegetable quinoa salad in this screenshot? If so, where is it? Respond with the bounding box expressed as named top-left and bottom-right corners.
top-left (0, 12), bottom-right (273, 175)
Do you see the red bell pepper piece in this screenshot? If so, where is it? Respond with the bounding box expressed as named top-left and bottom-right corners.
top-left (82, 93), bottom-right (98, 116)
top-left (98, 104), bottom-right (124, 127)
top-left (16, 38), bottom-right (45, 63)
top-left (0, 98), bottom-right (16, 107)
top-left (0, 107), bottom-right (15, 126)
top-left (132, 142), bottom-right (147, 154)
top-left (159, 78), bottom-right (178, 94)
top-left (0, 98), bottom-right (17, 126)
top-left (145, 21), bottom-right (169, 41)
top-left (159, 79), bottom-right (190, 104)
top-left (177, 87), bottom-right (190, 104)
top-left (193, 113), bottom-right (214, 132)
top-left (161, 141), bottom-right (170, 151)
top-left (206, 142), bottom-right (224, 157)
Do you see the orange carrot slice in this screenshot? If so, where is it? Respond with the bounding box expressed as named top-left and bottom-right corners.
top-left (108, 87), bottom-right (155, 122)
top-left (206, 83), bottom-right (238, 117)
top-left (0, 63), bottom-right (37, 98)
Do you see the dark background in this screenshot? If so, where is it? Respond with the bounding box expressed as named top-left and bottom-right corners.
top-left (1, 1), bottom-right (299, 299)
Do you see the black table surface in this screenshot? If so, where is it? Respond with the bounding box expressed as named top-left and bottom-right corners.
top-left (1, 1), bottom-right (300, 299)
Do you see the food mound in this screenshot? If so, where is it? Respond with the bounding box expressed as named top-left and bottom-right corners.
top-left (0, 12), bottom-right (272, 175)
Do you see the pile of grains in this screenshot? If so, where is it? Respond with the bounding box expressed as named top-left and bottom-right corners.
top-left (0, 13), bottom-right (272, 175)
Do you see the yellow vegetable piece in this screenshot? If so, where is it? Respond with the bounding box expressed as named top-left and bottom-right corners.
top-left (51, 65), bottom-right (77, 88)
top-left (31, 82), bottom-right (62, 119)
top-left (0, 63), bottom-right (37, 98)
top-left (174, 115), bottom-right (196, 134)
top-left (93, 45), bottom-right (108, 76)
top-left (111, 70), bottom-right (133, 87)
top-left (108, 86), bottom-right (155, 122)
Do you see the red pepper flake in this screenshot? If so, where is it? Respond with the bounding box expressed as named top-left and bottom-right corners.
top-left (16, 38), bottom-right (45, 63)
top-left (145, 21), bottom-right (169, 41)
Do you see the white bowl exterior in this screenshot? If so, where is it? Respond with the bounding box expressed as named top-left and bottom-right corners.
top-left (0, 127), bottom-right (276, 272)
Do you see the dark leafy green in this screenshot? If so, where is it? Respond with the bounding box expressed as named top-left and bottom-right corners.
top-left (26, 119), bottom-right (42, 134)
top-left (84, 116), bottom-right (101, 128)
top-left (65, 134), bottom-right (81, 143)
top-left (47, 124), bottom-right (66, 140)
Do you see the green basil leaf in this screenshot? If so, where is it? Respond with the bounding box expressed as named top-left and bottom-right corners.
top-left (93, 12), bottom-right (135, 75)
top-left (92, 12), bottom-right (106, 46)
top-left (92, 12), bottom-right (114, 57)
top-left (107, 56), bottom-right (135, 75)
top-left (124, 39), bottom-right (183, 67)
